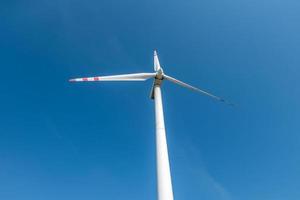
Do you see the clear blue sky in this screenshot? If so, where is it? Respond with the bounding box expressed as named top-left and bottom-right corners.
top-left (1, 0), bottom-right (300, 199)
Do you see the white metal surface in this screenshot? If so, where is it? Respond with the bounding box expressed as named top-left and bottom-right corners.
top-left (154, 50), bottom-right (161, 71)
top-left (154, 85), bottom-right (174, 200)
top-left (164, 74), bottom-right (233, 105)
top-left (69, 73), bottom-right (156, 82)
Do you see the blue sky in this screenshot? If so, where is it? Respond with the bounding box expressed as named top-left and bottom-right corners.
top-left (1, 0), bottom-right (300, 199)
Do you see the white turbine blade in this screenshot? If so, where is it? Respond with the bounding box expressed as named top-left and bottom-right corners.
top-left (154, 50), bottom-right (161, 71)
top-left (69, 73), bottom-right (156, 82)
top-left (164, 75), bottom-right (234, 106)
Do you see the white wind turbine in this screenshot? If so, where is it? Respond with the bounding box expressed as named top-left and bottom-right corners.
top-left (70, 50), bottom-right (232, 200)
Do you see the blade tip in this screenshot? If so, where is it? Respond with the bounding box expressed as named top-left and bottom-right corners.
top-left (219, 98), bottom-right (235, 107)
top-left (69, 79), bottom-right (76, 82)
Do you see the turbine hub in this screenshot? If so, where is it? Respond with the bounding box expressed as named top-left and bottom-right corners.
top-left (156, 68), bottom-right (164, 80)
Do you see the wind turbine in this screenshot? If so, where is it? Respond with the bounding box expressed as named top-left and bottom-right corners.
top-left (69, 50), bottom-right (232, 200)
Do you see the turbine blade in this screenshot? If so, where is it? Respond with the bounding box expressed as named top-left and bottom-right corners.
top-left (154, 50), bottom-right (161, 71)
top-left (69, 73), bottom-right (156, 82)
top-left (164, 75), bottom-right (234, 106)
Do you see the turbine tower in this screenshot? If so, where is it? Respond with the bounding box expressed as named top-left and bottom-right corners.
top-left (70, 50), bottom-right (231, 200)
